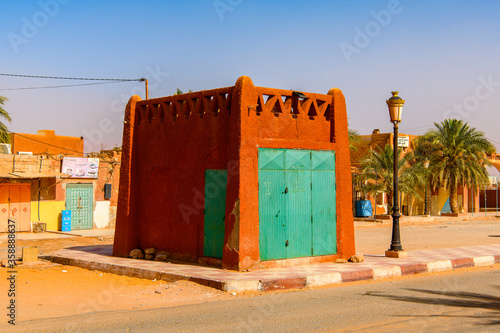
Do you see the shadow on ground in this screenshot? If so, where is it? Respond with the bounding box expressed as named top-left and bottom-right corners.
top-left (366, 287), bottom-right (500, 326)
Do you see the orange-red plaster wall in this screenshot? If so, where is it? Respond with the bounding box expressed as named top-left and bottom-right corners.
top-left (11, 130), bottom-right (84, 156)
top-left (113, 76), bottom-right (355, 271)
top-left (232, 77), bottom-right (354, 270)
top-left (113, 88), bottom-right (239, 260)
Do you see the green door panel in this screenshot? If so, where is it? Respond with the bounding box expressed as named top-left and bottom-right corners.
top-left (311, 150), bottom-right (336, 255)
top-left (258, 170), bottom-right (287, 260)
top-left (285, 149), bottom-right (311, 170)
top-left (312, 170), bottom-right (336, 254)
top-left (258, 148), bottom-right (285, 170)
top-left (203, 170), bottom-right (228, 259)
top-left (66, 184), bottom-right (93, 230)
top-left (258, 149), bottom-right (337, 261)
top-left (285, 168), bottom-right (312, 258)
top-left (312, 150), bottom-right (336, 171)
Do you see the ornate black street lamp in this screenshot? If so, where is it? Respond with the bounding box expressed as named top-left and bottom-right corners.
top-left (386, 91), bottom-right (405, 257)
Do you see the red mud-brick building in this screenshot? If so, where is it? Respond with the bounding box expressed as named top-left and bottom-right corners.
top-left (113, 76), bottom-right (355, 271)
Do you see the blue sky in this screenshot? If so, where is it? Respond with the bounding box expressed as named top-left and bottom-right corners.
top-left (1, 0), bottom-right (500, 175)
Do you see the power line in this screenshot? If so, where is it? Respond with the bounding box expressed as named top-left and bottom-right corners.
top-left (0, 72), bottom-right (149, 97)
top-left (0, 81), bottom-right (133, 91)
top-left (0, 73), bottom-right (144, 82)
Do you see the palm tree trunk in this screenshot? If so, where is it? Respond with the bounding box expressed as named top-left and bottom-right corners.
top-left (450, 183), bottom-right (459, 214)
top-left (387, 190), bottom-right (393, 215)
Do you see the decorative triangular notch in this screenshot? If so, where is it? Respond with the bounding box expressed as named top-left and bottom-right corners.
top-left (308, 100), bottom-right (318, 119)
top-left (256, 94), bottom-right (266, 115)
top-left (157, 103), bottom-right (165, 122)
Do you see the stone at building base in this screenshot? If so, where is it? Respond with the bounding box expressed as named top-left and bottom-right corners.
top-left (350, 254), bottom-right (364, 263)
top-left (385, 250), bottom-right (408, 258)
top-left (22, 246), bottom-right (39, 262)
top-left (128, 249), bottom-right (143, 259)
top-left (32, 222), bottom-right (46, 233)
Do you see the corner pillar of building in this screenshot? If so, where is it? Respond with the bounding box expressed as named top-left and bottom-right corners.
top-left (328, 87), bottom-right (356, 259)
top-left (222, 76), bottom-right (261, 271)
top-left (113, 95), bottom-right (141, 257)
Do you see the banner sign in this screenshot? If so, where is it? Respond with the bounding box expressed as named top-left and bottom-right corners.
top-left (398, 136), bottom-right (409, 148)
top-left (61, 157), bottom-right (99, 178)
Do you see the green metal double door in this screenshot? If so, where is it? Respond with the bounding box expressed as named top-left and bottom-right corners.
top-left (66, 183), bottom-right (93, 230)
top-left (259, 148), bottom-right (336, 260)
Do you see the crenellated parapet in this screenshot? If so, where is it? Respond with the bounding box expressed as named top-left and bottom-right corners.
top-left (135, 87), bottom-right (234, 125)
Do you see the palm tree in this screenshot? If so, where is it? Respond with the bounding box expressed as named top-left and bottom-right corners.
top-left (348, 128), bottom-right (361, 151)
top-left (357, 144), bottom-right (426, 214)
top-left (0, 96), bottom-right (11, 143)
top-left (417, 119), bottom-right (495, 213)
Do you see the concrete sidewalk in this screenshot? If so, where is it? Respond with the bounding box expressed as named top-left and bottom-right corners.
top-left (51, 244), bottom-right (500, 293)
top-left (0, 228), bottom-right (115, 242)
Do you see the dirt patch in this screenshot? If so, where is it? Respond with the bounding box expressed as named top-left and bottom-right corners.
top-left (1, 264), bottom-right (244, 322)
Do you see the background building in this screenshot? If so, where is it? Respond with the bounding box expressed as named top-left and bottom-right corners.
top-left (0, 129), bottom-right (120, 233)
top-left (350, 129), bottom-right (488, 217)
top-left (10, 130), bottom-right (84, 156)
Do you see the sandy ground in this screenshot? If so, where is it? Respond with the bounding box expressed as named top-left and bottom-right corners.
top-left (1, 264), bottom-right (241, 322)
top-left (0, 219), bottom-right (498, 322)
top-left (0, 235), bottom-right (255, 322)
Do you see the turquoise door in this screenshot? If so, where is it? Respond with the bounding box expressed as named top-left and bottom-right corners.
top-left (66, 183), bottom-right (93, 230)
top-left (258, 150), bottom-right (286, 260)
top-left (311, 151), bottom-right (337, 255)
top-left (203, 170), bottom-right (228, 259)
top-left (285, 150), bottom-right (312, 258)
top-left (259, 149), bottom-right (336, 260)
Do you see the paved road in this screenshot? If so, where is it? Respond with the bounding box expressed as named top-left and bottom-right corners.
top-left (9, 266), bottom-right (500, 333)
top-left (355, 220), bottom-right (500, 253)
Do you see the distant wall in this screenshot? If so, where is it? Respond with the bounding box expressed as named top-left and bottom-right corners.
top-left (31, 200), bottom-right (65, 231)
top-left (11, 130), bottom-right (84, 156)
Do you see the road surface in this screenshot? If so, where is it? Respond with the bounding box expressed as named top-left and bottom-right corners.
top-left (9, 265), bottom-right (500, 332)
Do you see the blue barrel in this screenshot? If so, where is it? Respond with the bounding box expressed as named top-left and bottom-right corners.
top-left (62, 210), bottom-right (71, 232)
top-left (356, 200), bottom-right (373, 217)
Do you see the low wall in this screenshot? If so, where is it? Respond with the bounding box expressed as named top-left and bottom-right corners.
top-left (31, 200), bottom-right (65, 231)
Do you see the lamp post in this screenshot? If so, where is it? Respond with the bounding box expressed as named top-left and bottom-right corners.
top-left (386, 91), bottom-right (406, 257)
top-left (423, 157), bottom-right (430, 216)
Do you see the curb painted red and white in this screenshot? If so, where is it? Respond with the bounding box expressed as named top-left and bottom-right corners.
top-left (51, 248), bottom-right (500, 293)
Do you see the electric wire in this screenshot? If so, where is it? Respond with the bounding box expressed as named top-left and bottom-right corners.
top-left (0, 73), bottom-right (144, 82)
top-left (0, 81), bottom-right (132, 91)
